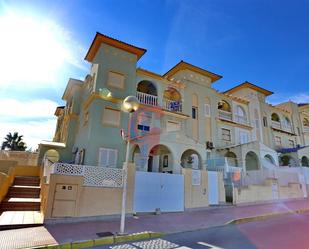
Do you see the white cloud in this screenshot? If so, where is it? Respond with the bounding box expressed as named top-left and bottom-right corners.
top-left (289, 93), bottom-right (309, 104)
top-left (268, 93), bottom-right (309, 105)
top-left (0, 119), bottom-right (57, 151)
top-left (0, 99), bottom-right (59, 119)
top-left (0, 98), bottom-right (59, 150)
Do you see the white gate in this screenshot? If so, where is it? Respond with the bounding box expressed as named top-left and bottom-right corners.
top-left (134, 171), bottom-right (184, 212)
top-left (208, 171), bottom-right (219, 205)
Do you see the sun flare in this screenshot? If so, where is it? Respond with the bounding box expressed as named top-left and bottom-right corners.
top-left (0, 12), bottom-right (69, 86)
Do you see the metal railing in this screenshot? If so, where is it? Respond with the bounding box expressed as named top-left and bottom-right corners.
top-left (136, 91), bottom-right (158, 107)
top-left (163, 99), bottom-right (183, 112)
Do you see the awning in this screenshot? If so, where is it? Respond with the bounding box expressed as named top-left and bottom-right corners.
top-left (39, 141), bottom-right (66, 148)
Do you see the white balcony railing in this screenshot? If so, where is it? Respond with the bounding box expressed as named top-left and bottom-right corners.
top-left (163, 99), bottom-right (183, 112)
top-left (281, 124), bottom-right (292, 133)
top-left (136, 91), bottom-right (158, 106)
top-left (218, 110), bottom-right (233, 121)
top-left (271, 120), bottom-right (281, 130)
top-left (234, 115), bottom-right (248, 125)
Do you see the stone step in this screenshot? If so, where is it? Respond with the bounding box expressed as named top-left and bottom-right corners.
top-left (13, 176), bottom-right (40, 187)
top-left (7, 186), bottom-right (40, 198)
top-left (0, 198), bottom-right (41, 212)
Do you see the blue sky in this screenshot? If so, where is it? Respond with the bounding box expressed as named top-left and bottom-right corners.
top-left (1, 0), bottom-right (309, 149)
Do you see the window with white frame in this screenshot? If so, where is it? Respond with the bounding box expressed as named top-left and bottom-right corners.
top-left (166, 121), bottom-right (181, 132)
top-left (98, 148), bottom-right (118, 167)
top-left (204, 104), bottom-right (211, 117)
top-left (137, 113), bottom-right (151, 132)
top-left (222, 128), bottom-right (231, 141)
top-left (107, 71), bottom-right (125, 89)
top-left (102, 107), bottom-right (121, 127)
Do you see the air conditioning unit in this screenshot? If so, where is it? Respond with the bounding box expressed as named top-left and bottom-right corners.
top-left (206, 141), bottom-right (214, 150)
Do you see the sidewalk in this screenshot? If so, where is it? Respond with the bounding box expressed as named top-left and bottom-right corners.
top-left (1, 199), bottom-right (309, 249)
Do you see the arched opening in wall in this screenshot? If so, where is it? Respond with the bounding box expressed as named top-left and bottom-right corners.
top-left (131, 144), bottom-right (141, 166)
top-left (148, 144), bottom-right (173, 173)
top-left (218, 100), bottom-right (232, 121)
top-left (283, 116), bottom-right (291, 130)
top-left (43, 149), bottom-right (59, 163)
top-left (245, 151), bottom-right (259, 171)
top-left (280, 155), bottom-right (298, 167)
top-left (136, 80), bottom-right (158, 106)
top-left (225, 151), bottom-right (238, 167)
top-left (163, 87), bottom-right (182, 112)
top-left (235, 105), bottom-right (247, 124)
top-left (181, 149), bottom-right (202, 170)
top-left (264, 154), bottom-right (275, 165)
top-left (301, 156), bottom-right (309, 167)
top-left (271, 113), bottom-right (280, 122)
top-left (218, 100), bottom-right (231, 112)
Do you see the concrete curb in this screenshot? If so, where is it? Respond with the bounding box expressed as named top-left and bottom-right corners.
top-left (27, 231), bottom-right (164, 249)
top-left (27, 207), bottom-right (309, 249)
top-left (226, 208), bottom-right (309, 225)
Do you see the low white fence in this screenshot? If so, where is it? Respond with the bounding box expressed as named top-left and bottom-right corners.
top-left (43, 162), bottom-right (124, 188)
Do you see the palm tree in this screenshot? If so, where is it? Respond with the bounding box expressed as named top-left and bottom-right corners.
top-left (1, 132), bottom-right (27, 151)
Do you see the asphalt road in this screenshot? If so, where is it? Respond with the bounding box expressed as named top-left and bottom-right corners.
top-left (89, 212), bottom-right (309, 249)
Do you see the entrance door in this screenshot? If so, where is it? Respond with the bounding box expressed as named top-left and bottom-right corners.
top-left (272, 182), bottom-right (279, 200)
top-left (208, 171), bottom-right (219, 205)
top-left (134, 171), bottom-right (184, 212)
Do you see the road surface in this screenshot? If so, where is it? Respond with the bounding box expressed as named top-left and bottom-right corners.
top-left (89, 212), bottom-right (309, 249)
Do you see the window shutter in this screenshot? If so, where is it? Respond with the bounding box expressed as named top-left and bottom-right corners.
top-left (204, 104), bottom-right (211, 117)
top-left (108, 149), bottom-right (118, 167)
top-left (108, 72), bottom-right (124, 89)
top-left (99, 148), bottom-right (109, 167)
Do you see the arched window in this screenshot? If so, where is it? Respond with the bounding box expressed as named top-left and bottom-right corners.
top-left (218, 100), bottom-right (231, 112)
top-left (136, 80), bottom-right (158, 106)
top-left (271, 113), bottom-right (280, 122)
top-left (163, 87), bottom-right (182, 112)
top-left (235, 105), bottom-right (247, 124)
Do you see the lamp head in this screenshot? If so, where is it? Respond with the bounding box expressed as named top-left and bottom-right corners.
top-left (122, 96), bottom-right (139, 113)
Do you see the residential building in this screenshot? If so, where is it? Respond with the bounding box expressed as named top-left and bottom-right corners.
top-left (39, 32), bottom-right (309, 174)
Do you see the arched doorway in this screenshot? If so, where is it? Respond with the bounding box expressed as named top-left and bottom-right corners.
top-left (148, 144), bottom-right (173, 173)
top-left (264, 154), bottom-right (275, 165)
top-left (181, 149), bottom-right (202, 169)
top-left (225, 151), bottom-right (238, 167)
top-left (43, 149), bottom-right (59, 163)
top-left (301, 156), bottom-right (309, 167)
top-left (136, 80), bottom-right (158, 106)
top-left (245, 151), bottom-right (259, 170)
top-left (280, 155), bottom-right (298, 167)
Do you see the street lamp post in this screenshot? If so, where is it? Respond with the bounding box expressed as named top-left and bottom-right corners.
top-left (120, 96), bottom-right (139, 235)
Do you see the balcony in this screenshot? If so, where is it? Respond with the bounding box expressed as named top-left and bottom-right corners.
top-left (271, 121), bottom-right (293, 133)
top-left (271, 120), bottom-right (281, 130)
top-left (218, 110), bottom-right (233, 121)
top-left (234, 114), bottom-right (248, 125)
top-left (136, 91), bottom-right (158, 106)
top-left (163, 99), bottom-right (183, 112)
